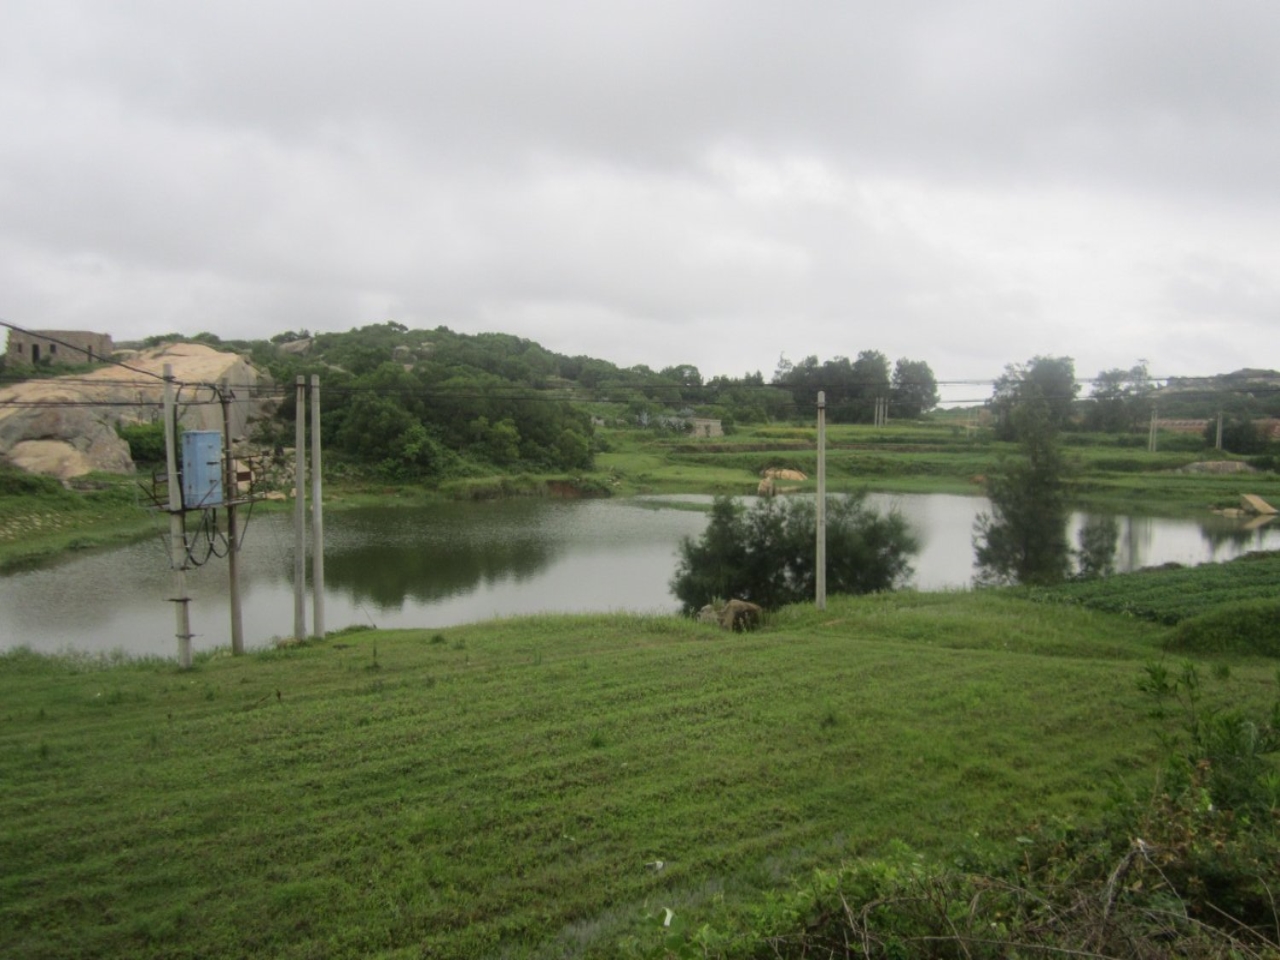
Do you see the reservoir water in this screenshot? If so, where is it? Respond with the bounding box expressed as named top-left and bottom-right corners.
top-left (2, 493), bottom-right (1277, 659)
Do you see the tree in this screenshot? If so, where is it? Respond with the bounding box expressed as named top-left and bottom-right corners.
top-left (990, 356), bottom-right (1079, 441)
top-left (772, 351), bottom-right (904, 423)
top-left (891, 358), bottom-right (940, 418)
top-left (659, 364), bottom-right (704, 402)
top-left (670, 493), bottom-right (918, 614)
top-left (974, 399), bottom-right (1072, 586)
top-left (469, 416), bottom-right (521, 466)
top-left (1205, 414), bottom-right (1264, 454)
top-left (848, 350), bottom-right (891, 422)
top-left (1083, 363), bottom-right (1153, 433)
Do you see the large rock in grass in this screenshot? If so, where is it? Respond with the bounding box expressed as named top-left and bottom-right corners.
top-left (0, 395), bottom-right (135, 479)
top-left (697, 599), bottom-right (764, 632)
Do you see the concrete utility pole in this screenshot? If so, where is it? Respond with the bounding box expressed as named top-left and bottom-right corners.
top-left (1148, 405), bottom-right (1159, 454)
top-left (816, 391), bottom-right (827, 611)
top-left (1216, 410), bottom-right (1224, 451)
top-left (220, 379), bottom-right (245, 656)
top-left (293, 375), bottom-right (307, 641)
top-left (163, 364), bottom-right (193, 668)
top-left (310, 374), bottom-right (325, 639)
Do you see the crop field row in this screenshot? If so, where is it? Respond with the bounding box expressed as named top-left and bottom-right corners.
top-left (1026, 550), bottom-right (1280, 624)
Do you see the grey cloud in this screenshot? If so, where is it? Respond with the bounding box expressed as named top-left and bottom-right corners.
top-left (2, 1), bottom-right (1278, 385)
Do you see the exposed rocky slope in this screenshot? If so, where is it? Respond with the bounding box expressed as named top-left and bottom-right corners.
top-left (0, 343), bottom-right (274, 480)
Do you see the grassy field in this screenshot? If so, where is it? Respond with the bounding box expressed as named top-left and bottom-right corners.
top-left (3, 569), bottom-right (1277, 958)
top-left (595, 421), bottom-right (1280, 515)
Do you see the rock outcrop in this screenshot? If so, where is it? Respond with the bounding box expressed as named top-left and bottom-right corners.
top-left (696, 598), bottom-right (764, 632)
top-left (0, 343), bottom-right (274, 480)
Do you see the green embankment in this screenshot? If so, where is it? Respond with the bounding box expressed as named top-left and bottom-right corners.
top-left (3, 574), bottom-right (1276, 958)
top-left (0, 470), bottom-right (155, 571)
top-left (596, 421), bottom-right (1280, 514)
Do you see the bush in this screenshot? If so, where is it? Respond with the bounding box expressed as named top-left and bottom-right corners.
top-left (670, 493), bottom-right (918, 614)
top-left (116, 421), bottom-right (168, 464)
top-left (0, 465), bottom-right (68, 497)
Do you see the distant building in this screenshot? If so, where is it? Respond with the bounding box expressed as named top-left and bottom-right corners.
top-left (689, 417), bottom-right (724, 438)
top-left (6, 330), bottom-right (114, 368)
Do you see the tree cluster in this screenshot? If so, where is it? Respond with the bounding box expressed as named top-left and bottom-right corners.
top-left (772, 352), bottom-right (939, 423)
top-left (989, 355), bottom-right (1079, 441)
top-left (1081, 362), bottom-right (1153, 433)
top-left (266, 324), bottom-right (596, 479)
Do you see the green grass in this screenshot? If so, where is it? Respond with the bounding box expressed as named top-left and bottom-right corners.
top-left (3, 584), bottom-right (1274, 959)
top-left (0, 471), bottom-right (156, 571)
top-left (1166, 598), bottom-right (1280, 657)
top-left (595, 422), bottom-right (1280, 511)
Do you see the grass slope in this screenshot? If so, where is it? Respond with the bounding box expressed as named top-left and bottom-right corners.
top-left (0, 470), bottom-right (154, 571)
top-left (1023, 549), bottom-right (1280, 624)
top-left (5, 591), bottom-right (1270, 959)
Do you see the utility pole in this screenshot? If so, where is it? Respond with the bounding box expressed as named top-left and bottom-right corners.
top-left (310, 374), bottom-right (325, 638)
top-left (1148, 405), bottom-right (1158, 454)
top-left (163, 364), bottom-right (193, 668)
top-left (293, 375), bottom-right (307, 641)
top-left (816, 391), bottom-right (827, 611)
top-left (220, 378), bottom-right (245, 655)
top-left (1216, 410), bottom-right (1224, 451)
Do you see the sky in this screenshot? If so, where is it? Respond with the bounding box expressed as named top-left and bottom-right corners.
top-left (2, 1), bottom-right (1278, 404)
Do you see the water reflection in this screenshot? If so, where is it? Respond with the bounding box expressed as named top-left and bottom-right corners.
top-left (1076, 515), bottom-right (1120, 579)
top-left (973, 502), bottom-right (1072, 587)
top-left (2, 494), bottom-right (1279, 658)
top-left (320, 505), bottom-right (558, 608)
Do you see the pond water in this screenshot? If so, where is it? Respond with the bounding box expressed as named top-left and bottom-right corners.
top-left (2, 493), bottom-right (1277, 659)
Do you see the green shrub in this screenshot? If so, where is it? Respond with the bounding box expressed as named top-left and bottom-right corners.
top-left (670, 493), bottom-right (918, 614)
top-left (0, 465), bottom-right (67, 497)
top-left (1166, 598), bottom-right (1280, 657)
top-left (116, 421), bottom-right (168, 464)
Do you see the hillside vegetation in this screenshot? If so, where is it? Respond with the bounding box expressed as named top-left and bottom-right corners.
top-left (4, 555), bottom-right (1279, 958)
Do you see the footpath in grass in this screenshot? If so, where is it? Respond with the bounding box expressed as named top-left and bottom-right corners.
top-left (6, 588), bottom-right (1268, 959)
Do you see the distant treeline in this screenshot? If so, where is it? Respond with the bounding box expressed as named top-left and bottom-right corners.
top-left (119, 326), bottom-right (1279, 475)
top-left (141, 325), bottom-right (942, 478)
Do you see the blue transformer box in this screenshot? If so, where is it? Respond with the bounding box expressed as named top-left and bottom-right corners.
top-left (181, 430), bottom-right (224, 508)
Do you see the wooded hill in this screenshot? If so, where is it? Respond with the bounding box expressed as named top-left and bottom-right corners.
top-left (111, 324), bottom-right (942, 480)
top-left (9, 322), bottom-right (1273, 478)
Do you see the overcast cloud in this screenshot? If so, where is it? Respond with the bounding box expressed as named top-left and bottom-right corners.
top-left (2, 1), bottom-right (1277, 400)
